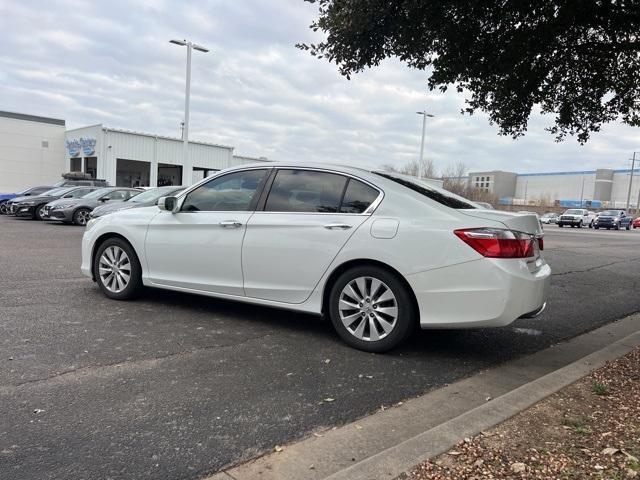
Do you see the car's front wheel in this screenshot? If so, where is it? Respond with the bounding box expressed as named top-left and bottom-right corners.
top-left (73, 208), bottom-right (91, 226)
top-left (329, 266), bottom-right (415, 352)
top-left (93, 238), bottom-right (143, 300)
top-left (34, 204), bottom-right (47, 220)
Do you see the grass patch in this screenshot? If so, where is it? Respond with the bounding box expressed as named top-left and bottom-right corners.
top-left (591, 380), bottom-right (609, 396)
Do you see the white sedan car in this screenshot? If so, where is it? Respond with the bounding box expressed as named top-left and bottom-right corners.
top-left (82, 164), bottom-right (550, 352)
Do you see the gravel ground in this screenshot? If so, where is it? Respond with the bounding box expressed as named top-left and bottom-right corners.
top-left (398, 347), bottom-right (640, 479)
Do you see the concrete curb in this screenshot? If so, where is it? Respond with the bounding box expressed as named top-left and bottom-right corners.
top-left (207, 314), bottom-right (640, 480)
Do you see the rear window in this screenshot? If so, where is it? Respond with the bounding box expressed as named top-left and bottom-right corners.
top-left (265, 170), bottom-right (347, 213)
top-left (374, 172), bottom-right (476, 209)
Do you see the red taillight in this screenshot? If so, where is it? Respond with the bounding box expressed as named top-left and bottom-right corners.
top-left (454, 228), bottom-right (535, 258)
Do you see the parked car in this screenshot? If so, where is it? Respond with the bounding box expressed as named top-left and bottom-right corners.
top-left (633, 216), bottom-right (640, 229)
top-left (594, 210), bottom-right (632, 230)
top-left (45, 187), bottom-right (142, 226)
top-left (540, 212), bottom-right (559, 224)
top-left (12, 186), bottom-right (100, 220)
top-left (81, 164), bottom-right (550, 352)
top-left (557, 209), bottom-right (595, 228)
top-left (90, 186), bottom-right (185, 218)
top-left (1, 186), bottom-right (54, 214)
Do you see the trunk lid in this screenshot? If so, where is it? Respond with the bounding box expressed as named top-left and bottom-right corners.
top-left (460, 209), bottom-right (542, 235)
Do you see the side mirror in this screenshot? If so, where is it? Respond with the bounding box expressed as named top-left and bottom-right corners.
top-left (158, 196), bottom-right (178, 212)
top-left (99, 196), bottom-right (109, 202)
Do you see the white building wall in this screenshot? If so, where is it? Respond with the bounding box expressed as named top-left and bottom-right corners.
top-left (611, 170), bottom-right (640, 208)
top-left (515, 173), bottom-right (596, 202)
top-left (65, 126), bottom-right (235, 187)
top-left (0, 114), bottom-right (66, 192)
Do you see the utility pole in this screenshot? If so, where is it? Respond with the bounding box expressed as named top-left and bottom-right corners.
top-left (170, 39), bottom-right (209, 187)
top-left (416, 111), bottom-right (435, 179)
top-left (626, 151), bottom-right (637, 212)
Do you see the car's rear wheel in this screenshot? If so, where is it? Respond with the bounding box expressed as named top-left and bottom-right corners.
top-left (329, 266), bottom-right (415, 352)
top-left (94, 238), bottom-right (143, 300)
top-left (34, 204), bottom-right (47, 220)
top-left (73, 208), bottom-right (91, 226)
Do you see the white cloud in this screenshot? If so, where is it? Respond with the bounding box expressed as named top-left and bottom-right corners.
top-left (0, 0), bottom-right (637, 175)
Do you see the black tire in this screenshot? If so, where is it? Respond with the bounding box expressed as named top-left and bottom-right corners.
top-left (595, 226), bottom-right (599, 229)
top-left (328, 265), bottom-right (415, 352)
top-left (73, 208), bottom-right (91, 226)
top-left (93, 237), bottom-right (143, 300)
top-left (626, 224), bottom-right (631, 230)
top-left (34, 203), bottom-right (47, 221)
top-left (558, 224), bottom-right (564, 227)
top-left (577, 221), bottom-right (583, 228)
top-left (0, 201), bottom-right (7, 215)
top-left (614, 224), bottom-right (619, 230)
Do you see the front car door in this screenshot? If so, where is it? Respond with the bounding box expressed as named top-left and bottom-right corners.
top-left (144, 168), bottom-right (269, 295)
top-left (242, 168), bottom-right (382, 303)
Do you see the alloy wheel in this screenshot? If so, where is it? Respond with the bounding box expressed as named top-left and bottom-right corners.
top-left (98, 246), bottom-right (131, 293)
top-left (338, 276), bottom-right (398, 342)
top-left (76, 209), bottom-right (90, 225)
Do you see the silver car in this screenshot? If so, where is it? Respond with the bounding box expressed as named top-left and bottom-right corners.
top-left (90, 186), bottom-right (184, 218)
top-left (44, 187), bottom-right (142, 225)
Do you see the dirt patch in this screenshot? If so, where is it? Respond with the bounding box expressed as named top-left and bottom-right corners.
top-left (398, 347), bottom-right (640, 479)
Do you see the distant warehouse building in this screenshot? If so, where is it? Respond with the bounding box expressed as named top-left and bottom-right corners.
top-left (0, 111), bottom-right (67, 192)
top-left (468, 168), bottom-right (640, 209)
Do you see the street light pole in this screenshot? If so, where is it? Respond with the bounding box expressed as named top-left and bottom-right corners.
top-left (170, 39), bottom-right (209, 187)
top-left (580, 177), bottom-right (585, 207)
top-left (625, 151), bottom-right (637, 212)
top-left (416, 111), bottom-right (435, 179)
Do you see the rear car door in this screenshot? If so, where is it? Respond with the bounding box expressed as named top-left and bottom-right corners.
top-left (144, 168), bottom-right (269, 295)
top-left (242, 169), bottom-right (382, 303)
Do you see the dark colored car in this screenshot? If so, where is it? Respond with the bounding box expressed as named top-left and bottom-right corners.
top-left (594, 210), bottom-right (632, 230)
top-left (90, 186), bottom-right (185, 218)
top-left (1, 186), bottom-right (54, 214)
top-left (44, 187), bottom-right (142, 225)
top-left (12, 186), bottom-right (100, 220)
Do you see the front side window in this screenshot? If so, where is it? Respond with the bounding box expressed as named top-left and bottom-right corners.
top-left (265, 170), bottom-right (347, 213)
top-left (181, 169), bottom-right (267, 212)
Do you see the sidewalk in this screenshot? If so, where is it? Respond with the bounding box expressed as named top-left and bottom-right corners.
top-left (399, 347), bottom-right (640, 479)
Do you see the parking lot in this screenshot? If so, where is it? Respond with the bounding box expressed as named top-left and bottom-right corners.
top-left (1, 215), bottom-right (639, 480)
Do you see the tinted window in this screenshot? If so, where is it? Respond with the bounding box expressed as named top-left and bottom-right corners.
top-left (104, 190), bottom-right (131, 200)
top-left (265, 170), bottom-right (347, 213)
top-left (65, 188), bottom-right (94, 198)
top-left (374, 172), bottom-right (475, 209)
top-left (340, 179), bottom-right (379, 214)
top-left (182, 169), bottom-right (267, 212)
top-left (32, 187), bottom-right (54, 195)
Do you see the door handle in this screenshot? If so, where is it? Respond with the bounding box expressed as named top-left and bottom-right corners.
top-left (324, 223), bottom-right (352, 230)
top-left (219, 220), bottom-right (242, 228)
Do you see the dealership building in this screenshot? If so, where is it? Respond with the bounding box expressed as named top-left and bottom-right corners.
top-left (469, 168), bottom-right (640, 209)
top-left (1, 110), bottom-right (269, 193)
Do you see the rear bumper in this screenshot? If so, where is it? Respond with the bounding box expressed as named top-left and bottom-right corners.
top-left (406, 257), bottom-right (551, 329)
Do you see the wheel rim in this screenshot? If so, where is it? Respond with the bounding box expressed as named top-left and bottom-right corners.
top-left (338, 276), bottom-right (398, 342)
top-left (98, 246), bottom-right (131, 293)
top-left (39, 206), bottom-right (46, 218)
top-left (77, 210), bottom-right (90, 225)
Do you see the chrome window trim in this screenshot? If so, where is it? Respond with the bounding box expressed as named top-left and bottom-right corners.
top-left (174, 166), bottom-right (384, 216)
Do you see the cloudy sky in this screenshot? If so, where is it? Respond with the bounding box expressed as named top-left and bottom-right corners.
top-left (1, 0), bottom-right (638, 174)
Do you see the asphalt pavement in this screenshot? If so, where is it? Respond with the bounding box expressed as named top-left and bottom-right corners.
top-left (1, 216), bottom-right (639, 480)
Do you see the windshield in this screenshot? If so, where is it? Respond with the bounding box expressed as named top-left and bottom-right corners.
top-left (128, 187), bottom-right (182, 203)
top-left (374, 172), bottom-right (476, 209)
top-left (83, 188), bottom-right (114, 199)
top-left (564, 209), bottom-right (583, 215)
top-left (600, 210), bottom-right (620, 216)
top-left (40, 187), bottom-right (70, 196)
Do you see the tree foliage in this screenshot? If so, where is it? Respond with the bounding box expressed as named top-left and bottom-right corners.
top-left (299, 0), bottom-right (640, 142)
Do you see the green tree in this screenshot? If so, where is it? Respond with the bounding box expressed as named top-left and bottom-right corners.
top-left (299, 1), bottom-right (640, 143)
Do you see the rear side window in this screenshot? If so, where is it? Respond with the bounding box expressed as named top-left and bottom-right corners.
top-left (340, 179), bottom-right (379, 214)
top-left (265, 170), bottom-right (347, 213)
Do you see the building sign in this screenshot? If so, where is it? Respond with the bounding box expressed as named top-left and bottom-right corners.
top-left (66, 138), bottom-right (96, 156)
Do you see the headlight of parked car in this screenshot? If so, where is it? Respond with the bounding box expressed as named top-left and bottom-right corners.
top-left (53, 204), bottom-right (75, 210)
